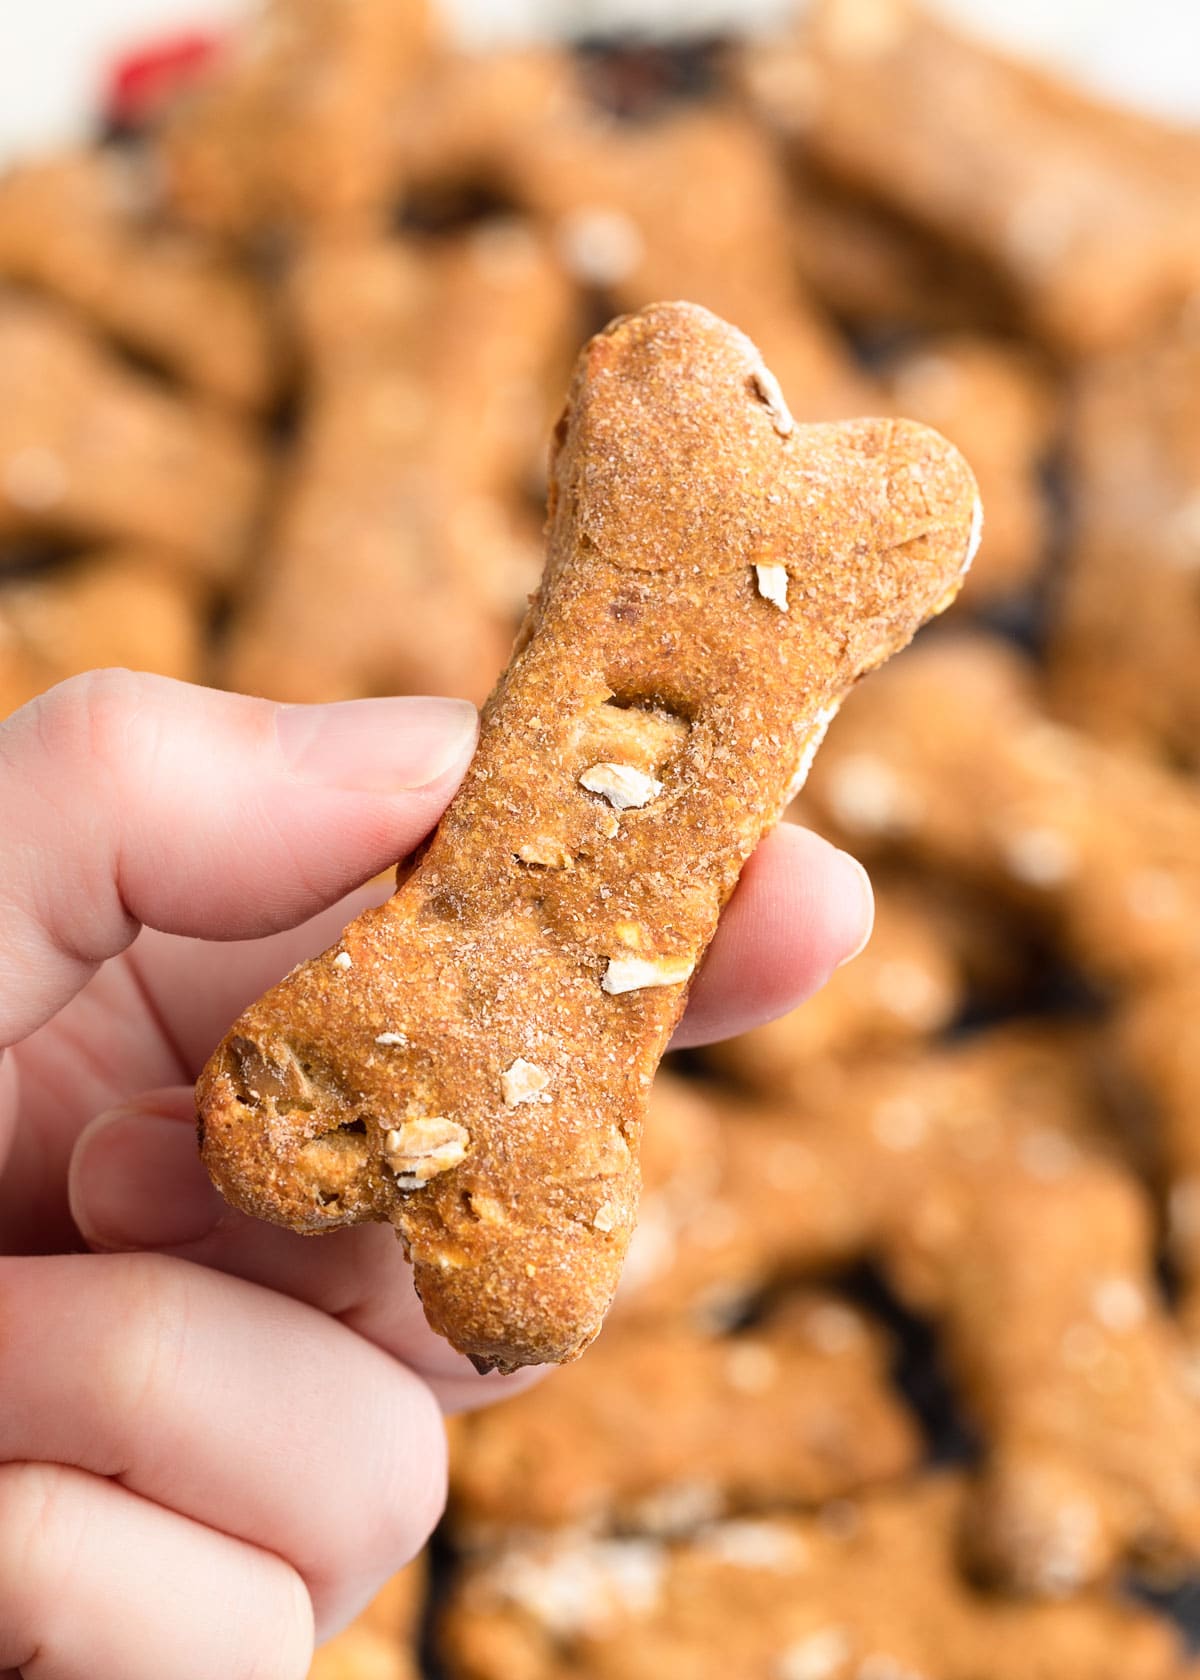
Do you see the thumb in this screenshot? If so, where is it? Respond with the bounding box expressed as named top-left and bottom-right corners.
top-left (0, 672), bottom-right (477, 1045)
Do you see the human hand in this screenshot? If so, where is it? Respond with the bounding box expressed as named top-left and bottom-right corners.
top-left (0, 670), bottom-right (872, 1679)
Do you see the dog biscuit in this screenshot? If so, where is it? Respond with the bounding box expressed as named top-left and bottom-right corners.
top-left (806, 634), bottom-right (1200, 988)
top-left (1116, 979), bottom-right (1200, 1347)
top-left (1048, 323), bottom-right (1200, 767)
top-left (0, 149), bottom-right (279, 412)
top-left (394, 52), bottom-right (872, 423)
top-left (0, 293), bottom-right (267, 582)
top-left (0, 548), bottom-right (206, 718)
top-left (225, 225), bottom-right (576, 705)
top-left (308, 1556), bottom-right (425, 1680)
top-left (163, 0), bottom-right (438, 239)
top-left (705, 883), bottom-right (963, 1098)
top-left (440, 1475), bottom-right (1191, 1680)
top-left (197, 300), bottom-right (978, 1372)
top-left (881, 335), bottom-right (1058, 607)
top-left (747, 0), bottom-right (1200, 356)
top-left (448, 1296), bottom-right (918, 1543)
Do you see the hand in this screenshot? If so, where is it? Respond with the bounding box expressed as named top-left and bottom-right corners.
top-left (0, 670), bottom-right (873, 1680)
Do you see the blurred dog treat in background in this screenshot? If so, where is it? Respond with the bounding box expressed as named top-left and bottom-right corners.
top-left (3, 0), bottom-right (1200, 1670)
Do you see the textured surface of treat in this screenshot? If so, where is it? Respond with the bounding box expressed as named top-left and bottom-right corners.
top-left (0, 292), bottom-right (267, 580)
top-left (629, 1035), bottom-right (1200, 1593)
top-left (439, 1475), bottom-right (1191, 1680)
top-left (0, 548), bottom-right (206, 718)
top-left (748, 0), bottom-right (1200, 355)
top-left (0, 148), bottom-right (280, 410)
top-left (197, 300), bottom-right (978, 1372)
top-left (448, 1298), bottom-right (918, 1540)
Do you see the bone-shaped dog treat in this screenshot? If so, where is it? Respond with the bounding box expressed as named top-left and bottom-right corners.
top-left (440, 1476), bottom-right (1192, 1680)
top-left (448, 1295), bottom-right (918, 1543)
top-left (197, 301), bottom-right (978, 1371)
top-left (0, 150), bottom-right (280, 412)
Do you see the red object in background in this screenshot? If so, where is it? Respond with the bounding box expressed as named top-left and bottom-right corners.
top-left (104, 29), bottom-right (225, 128)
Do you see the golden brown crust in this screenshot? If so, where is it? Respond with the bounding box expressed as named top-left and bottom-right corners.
top-left (197, 301), bottom-right (977, 1371)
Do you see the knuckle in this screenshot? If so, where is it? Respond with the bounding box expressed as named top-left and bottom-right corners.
top-left (0, 1462), bottom-right (76, 1613)
top-left (88, 1253), bottom-right (193, 1438)
top-left (34, 668), bottom-right (151, 769)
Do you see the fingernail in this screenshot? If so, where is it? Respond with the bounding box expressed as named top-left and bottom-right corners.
top-left (277, 696), bottom-right (478, 793)
top-left (834, 850), bottom-right (875, 967)
top-left (71, 1108), bottom-right (225, 1251)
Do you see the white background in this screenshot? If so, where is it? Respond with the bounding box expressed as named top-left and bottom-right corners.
top-left (0, 0), bottom-right (1197, 166)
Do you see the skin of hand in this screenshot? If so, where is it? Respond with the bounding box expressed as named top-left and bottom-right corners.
top-left (0, 669), bottom-right (873, 1680)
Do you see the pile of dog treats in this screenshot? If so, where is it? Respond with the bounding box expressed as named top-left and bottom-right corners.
top-left (4, 0), bottom-right (1200, 1672)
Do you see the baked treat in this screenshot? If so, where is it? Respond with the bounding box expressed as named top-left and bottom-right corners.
top-left (1116, 979), bottom-right (1200, 1345)
top-left (0, 292), bottom-right (267, 582)
top-left (393, 51), bottom-right (872, 422)
top-left (439, 1475), bottom-right (1192, 1680)
top-left (629, 1033), bottom-right (1200, 1593)
top-left (197, 300), bottom-right (979, 1372)
top-left (614, 1072), bottom-right (887, 1330)
top-left (746, 0), bottom-right (1200, 356)
top-left (806, 634), bottom-right (1200, 987)
top-left (879, 1037), bottom-right (1200, 1594)
top-left (0, 548), bottom-right (206, 718)
top-left (0, 148), bottom-right (279, 411)
top-left (881, 335), bottom-right (1058, 607)
top-left (704, 882), bottom-right (963, 1098)
top-left (770, 154), bottom-right (1019, 336)
top-left (1048, 323), bottom-right (1200, 767)
top-left (224, 224), bottom-right (576, 705)
top-left (448, 1296), bottom-right (918, 1543)
top-left (307, 1557), bottom-right (425, 1680)
top-left (163, 0), bottom-right (438, 239)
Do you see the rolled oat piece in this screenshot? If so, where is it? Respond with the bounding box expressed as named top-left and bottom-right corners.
top-left (197, 300), bottom-right (978, 1371)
